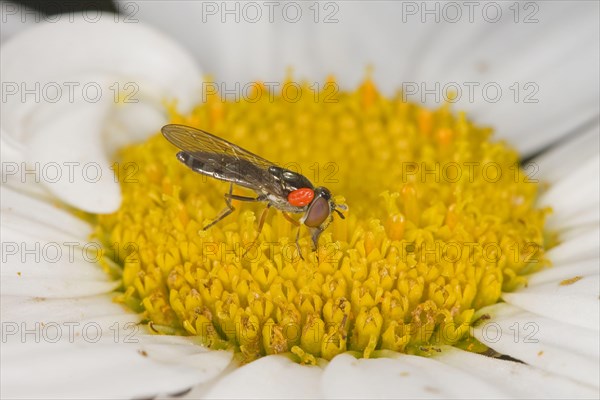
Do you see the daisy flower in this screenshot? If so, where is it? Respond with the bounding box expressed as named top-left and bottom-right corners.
top-left (1, 2), bottom-right (598, 399)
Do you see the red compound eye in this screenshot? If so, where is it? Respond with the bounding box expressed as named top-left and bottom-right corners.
top-left (287, 188), bottom-right (315, 207)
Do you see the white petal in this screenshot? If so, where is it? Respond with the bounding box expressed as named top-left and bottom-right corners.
top-left (503, 226), bottom-right (600, 331)
top-left (2, 207), bottom-right (88, 245)
top-left (413, 2), bottom-right (599, 155)
top-left (1, 186), bottom-right (118, 297)
top-left (435, 346), bottom-right (599, 399)
top-left (0, 295), bottom-right (137, 331)
top-left (545, 226), bottom-right (600, 265)
top-left (1, 226), bottom-right (108, 280)
top-left (0, 235), bottom-right (113, 295)
top-left (525, 259), bottom-right (599, 286)
top-left (23, 99), bottom-right (122, 213)
top-left (198, 355), bottom-right (323, 399)
top-left (500, 291), bottom-right (598, 331)
top-left (1, 276), bottom-right (118, 298)
top-left (473, 304), bottom-right (600, 388)
top-left (321, 352), bottom-right (507, 399)
top-left (1, 185), bottom-right (90, 238)
top-left (1, 127), bottom-right (26, 165)
top-left (0, 2), bottom-right (36, 43)
top-left (1, 16), bottom-right (202, 213)
top-left (1, 292), bottom-right (233, 400)
top-left (540, 155), bottom-right (600, 231)
top-left (502, 270), bottom-right (599, 330)
top-left (1, 224), bottom-right (118, 297)
top-left (555, 206), bottom-right (600, 233)
top-left (1, 334), bottom-right (232, 400)
top-left (533, 122), bottom-right (599, 184)
top-left (404, 2), bottom-right (599, 156)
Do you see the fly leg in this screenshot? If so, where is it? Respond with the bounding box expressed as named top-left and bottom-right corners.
top-left (305, 227), bottom-right (325, 263)
top-left (202, 184), bottom-right (265, 230)
top-left (282, 212), bottom-right (300, 227)
top-left (294, 227), bottom-right (304, 261)
top-left (310, 227), bottom-right (324, 252)
top-left (242, 204), bottom-right (271, 258)
top-left (256, 204), bottom-right (271, 235)
top-left (281, 213), bottom-right (304, 261)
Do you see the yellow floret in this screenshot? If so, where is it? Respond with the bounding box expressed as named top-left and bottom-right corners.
top-left (93, 76), bottom-right (551, 363)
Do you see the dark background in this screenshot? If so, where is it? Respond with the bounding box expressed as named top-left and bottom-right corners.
top-left (11, 0), bottom-right (117, 15)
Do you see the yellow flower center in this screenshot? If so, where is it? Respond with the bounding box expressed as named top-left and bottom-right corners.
top-left (93, 76), bottom-right (551, 363)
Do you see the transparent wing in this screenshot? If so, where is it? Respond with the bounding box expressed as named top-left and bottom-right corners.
top-left (162, 124), bottom-right (276, 170)
top-left (161, 124), bottom-right (285, 195)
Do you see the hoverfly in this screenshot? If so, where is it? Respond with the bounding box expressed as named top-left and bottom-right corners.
top-left (161, 124), bottom-right (347, 258)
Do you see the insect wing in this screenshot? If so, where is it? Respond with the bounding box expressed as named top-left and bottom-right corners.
top-left (161, 124), bottom-right (284, 195)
